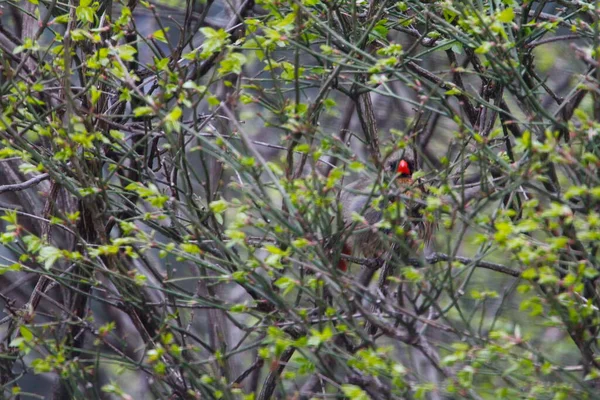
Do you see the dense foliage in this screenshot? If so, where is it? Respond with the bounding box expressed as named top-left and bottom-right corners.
top-left (1, 0), bottom-right (600, 398)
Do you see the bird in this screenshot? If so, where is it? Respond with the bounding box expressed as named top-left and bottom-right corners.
top-left (336, 147), bottom-right (431, 271)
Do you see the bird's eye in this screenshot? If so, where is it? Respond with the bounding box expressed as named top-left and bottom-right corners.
top-left (397, 159), bottom-right (411, 176)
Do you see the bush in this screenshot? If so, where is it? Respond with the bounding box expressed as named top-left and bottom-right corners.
top-left (0, 0), bottom-right (599, 399)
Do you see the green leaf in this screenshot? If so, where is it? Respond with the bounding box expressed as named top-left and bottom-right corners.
top-left (445, 87), bottom-right (462, 96)
top-left (475, 42), bottom-right (492, 54)
top-left (498, 7), bottom-right (515, 23)
top-left (151, 28), bottom-right (169, 43)
top-left (9, 337), bottom-right (25, 349)
top-left (39, 246), bottom-right (62, 270)
top-left (164, 106), bottom-right (182, 123)
top-left (274, 277), bottom-right (296, 295)
top-left (20, 326), bottom-right (34, 341)
top-left (521, 268), bottom-right (538, 280)
top-left (264, 245), bottom-right (289, 256)
top-left (341, 385), bottom-right (369, 400)
top-left (182, 81), bottom-right (207, 92)
top-left (115, 44), bottom-right (137, 62)
top-left (402, 267), bottom-right (423, 282)
top-left (134, 106), bottom-right (155, 117)
top-left (292, 238), bottom-right (309, 248)
top-left (349, 161), bottom-right (365, 172)
top-left (199, 27), bottom-right (230, 57)
top-left (76, 5), bottom-right (95, 23)
top-left (218, 52), bottom-right (247, 75)
top-left (0, 264), bottom-right (21, 275)
top-left (307, 326), bottom-right (333, 346)
top-left (90, 86), bottom-right (101, 105)
top-left (209, 200), bottom-right (229, 213)
top-left (207, 96), bottom-right (220, 107)
top-left (267, 162), bottom-right (284, 176)
top-left (294, 144), bottom-right (310, 153)
top-left (52, 13), bottom-right (70, 24)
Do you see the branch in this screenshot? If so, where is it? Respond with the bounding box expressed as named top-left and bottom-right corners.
top-left (0, 173), bottom-right (49, 194)
top-left (257, 347), bottom-right (295, 400)
top-left (526, 34), bottom-right (580, 48)
top-left (344, 252), bottom-right (520, 278)
top-left (232, 358), bottom-right (264, 386)
top-left (354, 91), bottom-right (381, 165)
top-left (406, 61), bottom-right (478, 126)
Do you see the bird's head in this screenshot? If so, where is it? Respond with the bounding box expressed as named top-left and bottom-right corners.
top-left (384, 148), bottom-right (417, 187)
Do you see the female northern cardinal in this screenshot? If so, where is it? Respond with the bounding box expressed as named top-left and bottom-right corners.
top-left (337, 148), bottom-right (430, 271)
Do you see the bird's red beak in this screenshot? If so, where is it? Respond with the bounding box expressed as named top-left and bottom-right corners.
top-left (397, 160), bottom-right (410, 176)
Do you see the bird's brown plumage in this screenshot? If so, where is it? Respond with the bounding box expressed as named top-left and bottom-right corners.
top-left (339, 148), bottom-right (431, 263)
